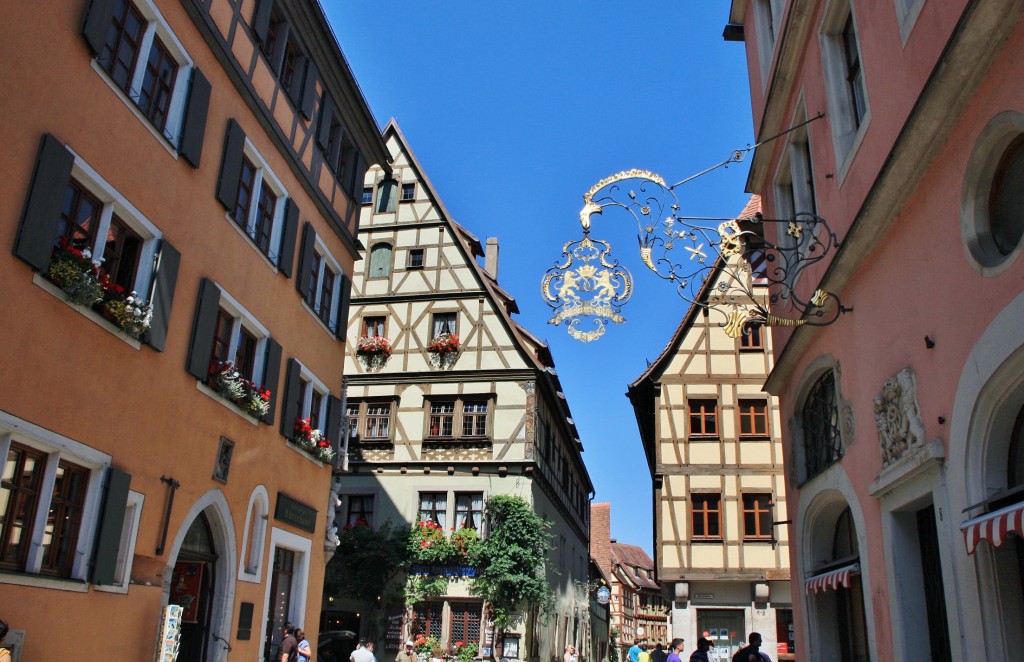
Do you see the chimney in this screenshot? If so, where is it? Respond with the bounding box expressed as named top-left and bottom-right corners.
top-left (484, 237), bottom-right (499, 280)
top-left (591, 502), bottom-right (612, 579)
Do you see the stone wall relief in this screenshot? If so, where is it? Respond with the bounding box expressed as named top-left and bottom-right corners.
top-left (873, 368), bottom-right (926, 467)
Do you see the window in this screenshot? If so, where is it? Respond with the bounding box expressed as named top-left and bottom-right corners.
top-left (821, 1), bottom-right (869, 169)
top-left (401, 183), bottom-right (416, 202)
top-left (691, 494), bottom-right (722, 540)
top-left (426, 397), bottom-right (492, 441)
top-left (738, 400), bottom-right (770, 438)
top-left (802, 370), bottom-right (842, 480)
top-left (0, 423), bottom-right (117, 584)
top-left (320, 110), bottom-right (361, 194)
top-left (988, 134), bottom-right (1024, 256)
top-left (449, 602), bottom-right (483, 645)
top-left (292, 369), bottom-right (329, 431)
top-left (362, 316), bottom-right (386, 338)
top-left (753, 0), bottom-right (784, 83)
top-left (419, 493), bottom-right (448, 528)
top-left (742, 493), bottom-right (774, 540)
top-left (186, 279), bottom-right (281, 423)
top-left (408, 248), bottom-right (425, 269)
top-left (375, 180), bottom-right (398, 213)
top-left (302, 240), bottom-right (343, 331)
top-left (412, 602), bottom-right (443, 639)
top-left (361, 187), bottom-right (373, 205)
top-left (252, 2), bottom-right (316, 114)
top-left (740, 323), bottom-right (764, 350)
top-left (227, 142), bottom-right (288, 263)
top-left (346, 400), bottom-right (395, 443)
top-left (365, 403), bottom-right (392, 439)
top-left (54, 166), bottom-right (160, 302)
top-left (455, 493), bottom-right (484, 530)
top-left (368, 243), bottom-right (393, 278)
top-left (346, 495), bottom-right (374, 527)
top-left (88, 0), bottom-right (204, 147)
top-left (432, 312), bottom-right (458, 337)
top-left (688, 399), bottom-right (719, 439)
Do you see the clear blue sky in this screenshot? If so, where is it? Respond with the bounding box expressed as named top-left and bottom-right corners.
top-left (326, 3), bottom-right (754, 555)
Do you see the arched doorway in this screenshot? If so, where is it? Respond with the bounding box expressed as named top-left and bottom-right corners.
top-left (171, 512), bottom-right (218, 662)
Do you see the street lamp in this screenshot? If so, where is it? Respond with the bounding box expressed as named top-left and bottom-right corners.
top-left (541, 117), bottom-right (850, 343)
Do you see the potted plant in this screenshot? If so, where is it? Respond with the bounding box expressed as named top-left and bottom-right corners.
top-left (357, 335), bottom-right (393, 371)
top-left (98, 283), bottom-right (153, 337)
top-left (292, 417), bottom-right (336, 462)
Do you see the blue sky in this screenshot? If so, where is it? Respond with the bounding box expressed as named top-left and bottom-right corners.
top-left (326, 3), bottom-right (755, 554)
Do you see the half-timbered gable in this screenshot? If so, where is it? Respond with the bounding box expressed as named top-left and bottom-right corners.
top-left (628, 197), bottom-right (794, 657)
top-left (333, 120), bottom-right (593, 659)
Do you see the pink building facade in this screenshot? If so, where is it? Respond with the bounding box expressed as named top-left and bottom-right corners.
top-left (726, 1), bottom-right (1024, 660)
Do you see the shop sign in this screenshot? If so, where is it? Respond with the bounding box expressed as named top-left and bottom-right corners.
top-left (596, 587), bottom-right (611, 604)
top-left (409, 563), bottom-right (477, 577)
top-left (275, 493), bottom-right (317, 533)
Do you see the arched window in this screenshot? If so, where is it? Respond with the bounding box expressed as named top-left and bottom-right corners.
top-left (831, 508), bottom-right (869, 662)
top-left (368, 243), bottom-right (393, 278)
top-left (802, 371), bottom-right (842, 480)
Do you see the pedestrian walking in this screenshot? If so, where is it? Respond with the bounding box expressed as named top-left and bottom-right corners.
top-left (666, 638), bottom-right (685, 662)
top-left (689, 637), bottom-right (713, 662)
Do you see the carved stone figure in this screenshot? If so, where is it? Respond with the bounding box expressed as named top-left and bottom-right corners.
top-left (873, 368), bottom-right (925, 467)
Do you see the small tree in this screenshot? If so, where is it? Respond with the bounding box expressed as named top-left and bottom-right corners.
top-left (324, 520), bottom-right (411, 640)
top-left (469, 495), bottom-right (555, 633)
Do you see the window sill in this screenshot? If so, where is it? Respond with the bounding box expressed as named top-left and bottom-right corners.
top-left (33, 274), bottom-right (143, 350)
top-left (301, 299), bottom-right (339, 338)
top-left (688, 436), bottom-right (720, 442)
top-left (742, 538), bottom-right (775, 544)
top-left (739, 436), bottom-right (772, 442)
top-left (690, 538), bottom-right (725, 544)
top-left (90, 60), bottom-right (180, 162)
top-left (423, 438), bottom-right (492, 447)
top-left (195, 382), bottom-right (260, 425)
top-left (285, 440), bottom-right (327, 466)
top-left (739, 347), bottom-right (765, 353)
top-left (224, 212), bottom-right (280, 274)
top-left (0, 569), bottom-right (89, 592)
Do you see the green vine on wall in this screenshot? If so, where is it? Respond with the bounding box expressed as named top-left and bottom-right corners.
top-left (468, 495), bottom-right (556, 630)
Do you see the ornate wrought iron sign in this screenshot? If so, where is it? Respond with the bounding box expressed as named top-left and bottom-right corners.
top-left (542, 170), bottom-right (849, 342)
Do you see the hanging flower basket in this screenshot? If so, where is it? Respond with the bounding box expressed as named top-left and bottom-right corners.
top-left (292, 417), bottom-right (336, 462)
top-left (426, 333), bottom-right (460, 369)
top-left (357, 336), bottom-right (393, 371)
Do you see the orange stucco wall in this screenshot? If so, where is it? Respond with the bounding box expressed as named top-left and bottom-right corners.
top-left (0, 0), bottom-right (363, 658)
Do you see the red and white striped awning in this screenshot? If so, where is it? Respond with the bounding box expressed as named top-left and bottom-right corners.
top-left (960, 501), bottom-right (1024, 555)
top-left (804, 562), bottom-right (860, 593)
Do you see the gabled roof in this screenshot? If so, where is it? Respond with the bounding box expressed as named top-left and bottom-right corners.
top-left (370, 120), bottom-right (593, 493)
top-left (625, 196), bottom-right (761, 475)
top-left (611, 542), bottom-right (660, 590)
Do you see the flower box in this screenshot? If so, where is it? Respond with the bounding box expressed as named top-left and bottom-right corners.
top-left (292, 417), bottom-right (336, 463)
top-left (207, 361), bottom-right (271, 419)
top-left (356, 336), bottom-right (392, 371)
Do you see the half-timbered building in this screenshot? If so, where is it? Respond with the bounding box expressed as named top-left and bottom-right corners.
top-left (627, 197), bottom-right (794, 660)
top-left (0, 0), bottom-right (387, 659)
top-left (329, 120), bottom-right (594, 662)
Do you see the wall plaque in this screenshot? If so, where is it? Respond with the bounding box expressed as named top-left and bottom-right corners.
top-left (275, 493), bottom-right (318, 533)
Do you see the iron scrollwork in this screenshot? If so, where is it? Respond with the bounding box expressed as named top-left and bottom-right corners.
top-left (542, 169), bottom-right (850, 342)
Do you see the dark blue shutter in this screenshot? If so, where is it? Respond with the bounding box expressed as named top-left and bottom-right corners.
top-left (14, 134), bottom-right (74, 272)
top-left (186, 278), bottom-right (222, 380)
top-left (278, 199), bottom-right (299, 277)
top-left (316, 96), bottom-right (334, 151)
top-left (279, 358), bottom-right (301, 438)
top-left (325, 395), bottom-right (342, 448)
top-left (144, 240), bottom-right (180, 352)
top-left (251, 0), bottom-right (273, 43)
top-left (179, 68), bottom-right (211, 169)
top-left (261, 337), bottom-right (282, 424)
top-left (215, 119), bottom-right (246, 211)
top-left (296, 222), bottom-right (316, 298)
top-left (336, 272), bottom-right (351, 342)
top-left (90, 467), bottom-right (131, 585)
top-left (299, 60), bottom-right (318, 120)
top-left (347, 153), bottom-right (367, 199)
top-left (81, 0), bottom-right (117, 57)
